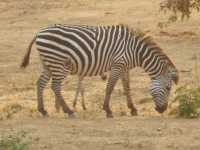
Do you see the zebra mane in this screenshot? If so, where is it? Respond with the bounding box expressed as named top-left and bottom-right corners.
top-left (120, 24), bottom-right (179, 83)
top-left (122, 24), bottom-right (177, 69)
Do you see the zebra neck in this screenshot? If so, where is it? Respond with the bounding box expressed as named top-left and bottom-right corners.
top-left (130, 45), bottom-right (166, 80)
top-left (142, 60), bottom-right (168, 81)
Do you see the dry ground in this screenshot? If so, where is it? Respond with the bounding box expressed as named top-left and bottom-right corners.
top-left (0, 0), bottom-right (200, 150)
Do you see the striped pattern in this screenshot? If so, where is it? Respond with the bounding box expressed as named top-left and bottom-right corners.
top-left (21, 24), bottom-right (179, 118)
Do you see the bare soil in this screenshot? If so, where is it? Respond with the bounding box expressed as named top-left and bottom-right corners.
top-left (0, 0), bottom-right (200, 149)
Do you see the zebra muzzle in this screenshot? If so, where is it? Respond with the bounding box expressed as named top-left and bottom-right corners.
top-left (155, 103), bottom-right (168, 113)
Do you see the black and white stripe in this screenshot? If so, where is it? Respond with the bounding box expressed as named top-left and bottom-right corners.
top-left (21, 24), bottom-right (179, 118)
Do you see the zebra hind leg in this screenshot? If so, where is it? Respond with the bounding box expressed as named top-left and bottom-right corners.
top-left (73, 77), bottom-right (82, 109)
top-left (51, 78), bottom-right (75, 118)
top-left (103, 67), bottom-right (122, 118)
top-left (121, 71), bottom-right (137, 116)
top-left (73, 77), bottom-right (87, 110)
top-left (36, 70), bottom-right (51, 117)
top-left (80, 82), bottom-right (86, 110)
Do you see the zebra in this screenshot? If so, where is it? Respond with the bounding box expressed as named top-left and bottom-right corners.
top-left (20, 24), bottom-right (179, 118)
top-left (54, 74), bottom-right (107, 112)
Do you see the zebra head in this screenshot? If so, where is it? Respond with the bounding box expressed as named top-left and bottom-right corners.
top-left (149, 66), bottom-right (179, 113)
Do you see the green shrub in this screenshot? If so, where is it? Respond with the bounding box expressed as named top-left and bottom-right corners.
top-left (173, 85), bottom-right (200, 118)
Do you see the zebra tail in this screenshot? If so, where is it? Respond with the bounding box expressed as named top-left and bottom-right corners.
top-left (20, 36), bottom-right (37, 68)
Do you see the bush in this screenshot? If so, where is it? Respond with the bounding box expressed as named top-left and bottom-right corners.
top-left (158, 0), bottom-right (200, 28)
top-left (173, 85), bottom-right (200, 118)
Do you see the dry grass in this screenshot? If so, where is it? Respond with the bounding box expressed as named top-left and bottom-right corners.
top-left (0, 0), bottom-right (200, 149)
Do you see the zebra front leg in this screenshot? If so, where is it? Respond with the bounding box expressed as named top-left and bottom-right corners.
top-left (51, 79), bottom-right (75, 118)
top-left (103, 67), bottom-right (122, 118)
top-left (121, 71), bottom-right (137, 116)
top-left (36, 71), bottom-right (50, 117)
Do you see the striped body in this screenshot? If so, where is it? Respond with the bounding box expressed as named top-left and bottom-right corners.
top-left (21, 24), bottom-right (179, 118)
top-left (36, 24), bottom-right (134, 77)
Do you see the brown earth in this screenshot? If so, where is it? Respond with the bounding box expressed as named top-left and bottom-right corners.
top-left (0, 0), bottom-right (200, 150)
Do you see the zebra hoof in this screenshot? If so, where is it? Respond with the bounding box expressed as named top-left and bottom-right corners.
top-left (39, 109), bottom-right (49, 118)
top-left (82, 106), bottom-right (87, 111)
top-left (68, 113), bottom-right (76, 119)
top-left (131, 109), bottom-right (138, 116)
top-left (101, 75), bottom-right (107, 80)
top-left (106, 113), bottom-right (114, 118)
top-left (42, 113), bottom-right (49, 118)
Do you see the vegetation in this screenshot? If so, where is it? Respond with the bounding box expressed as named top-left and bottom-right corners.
top-left (0, 130), bottom-right (29, 150)
top-left (172, 54), bottom-right (200, 118)
top-left (173, 85), bottom-right (200, 118)
top-left (1, 104), bottom-right (24, 120)
top-left (158, 0), bottom-right (200, 28)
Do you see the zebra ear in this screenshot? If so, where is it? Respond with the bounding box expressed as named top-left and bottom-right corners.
top-left (164, 61), bottom-right (179, 85)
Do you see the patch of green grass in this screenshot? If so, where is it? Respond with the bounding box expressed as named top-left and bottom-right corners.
top-left (173, 85), bottom-right (200, 118)
top-left (0, 130), bottom-right (29, 150)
